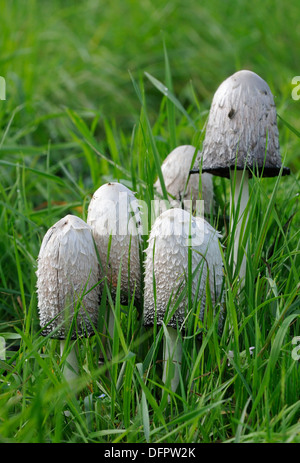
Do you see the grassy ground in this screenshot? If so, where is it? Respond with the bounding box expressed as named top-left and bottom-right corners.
top-left (0, 0), bottom-right (299, 443)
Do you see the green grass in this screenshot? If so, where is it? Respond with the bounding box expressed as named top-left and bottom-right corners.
top-left (0, 0), bottom-right (299, 443)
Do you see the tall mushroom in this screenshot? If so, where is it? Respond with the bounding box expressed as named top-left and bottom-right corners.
top-left (193, 70), bottom-right (290, 281)
top-left (143, 208), bottom-right (223, 394)
top-left (87, 182), bottom-right (143, 356)
top-left (36, 215), bottom-right (100, 386)
top-left (154, 145), bottom-right (214, 217)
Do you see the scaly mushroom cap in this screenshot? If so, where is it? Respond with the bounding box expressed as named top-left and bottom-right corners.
top-left (36, 215), bottom-right (100, 340)
top-left (197, 70), bottom-right (289, 178)
top-left (154, 145), bottom-right (214, 215)
top-left (87, 182), bottom-right (143, 305)
top-left (143, 208), bottom-right (223, 330)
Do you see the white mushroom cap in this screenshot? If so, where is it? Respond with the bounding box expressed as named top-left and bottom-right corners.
top-left (154, 145), bottom-right (214, 215)
top-left (36, 215), bottom-right (100, 339)
top-left (143, 208), bottom-right (223, 330)
top-left (87, 182), bottom-right (143, 304)
top-left (198, 70), bottom-right (290, 178)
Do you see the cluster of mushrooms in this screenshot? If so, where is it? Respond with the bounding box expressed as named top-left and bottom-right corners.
top-left (36, 70), bottom-right (289, 392)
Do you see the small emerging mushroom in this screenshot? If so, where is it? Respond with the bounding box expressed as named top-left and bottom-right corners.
top-left (143, 208), bottom-right (223, 394)
top-left (87, 182), bottom-right (143, 357)
top-left (154, 145), bottom-right (214, 216)
top-left (36, 215), bottom-right (100, 386)
top-left (195, 70), bottom-right (290, 280)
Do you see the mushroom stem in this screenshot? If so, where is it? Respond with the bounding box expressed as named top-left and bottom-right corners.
top-left (230, 170), bottom-right (249, 281)
top-left (60, 340), bottom-right (79, 387)
top-left (162, 326), bottom-right (182, 396)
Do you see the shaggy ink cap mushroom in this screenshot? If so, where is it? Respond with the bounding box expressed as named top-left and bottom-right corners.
top-left (87, 182), bottom-right (143, 305)
top-left (143, 208), bottom-right (223, 330)
top-left (195, 70), bottom-right (290, 178)
top-left (154, 145), bottom-right (214, 215)
top-left (192, 70), bottom-right (290, 281)
top-left (143, 208), bottom-right (224, 394)
top-left (36, 215), bottom-right (100, 340)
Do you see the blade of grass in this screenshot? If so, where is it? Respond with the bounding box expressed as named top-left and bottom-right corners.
top-left (129, 70), bottom-right (168, 200)
top-left (144, 72), bottom-right (196, 130)
top-left (163, 38), bottom-right (176, 150)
